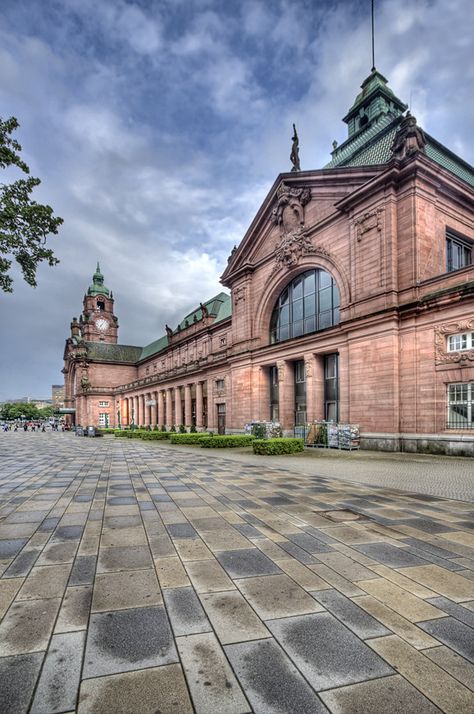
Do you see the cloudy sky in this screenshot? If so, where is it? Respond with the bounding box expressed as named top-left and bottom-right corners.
top-left (0, 0), bottom-right (472, 401)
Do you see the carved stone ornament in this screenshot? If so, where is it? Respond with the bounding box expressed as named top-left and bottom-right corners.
top-left (305, 360), bottom-right (312, 378)
top-left (277, 361), bottom-right (285, 382)
top-left (434, 320), bottom-right (474, 364)
top-left (391, 111), bottom-right (426, 160)
top-left (271, 182), bottom-right (311, 236)
top-left (354, 207), bottom-right (383, 242)
top-left (233, 285), bottom-right (246, 305)
top-left (272, 229), bottom-right (329, 273)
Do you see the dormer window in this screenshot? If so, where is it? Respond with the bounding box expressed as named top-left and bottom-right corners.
top-left (359, 114), bottom-right (369, 129)
top-left (97, 300), bottom-right (105, 311)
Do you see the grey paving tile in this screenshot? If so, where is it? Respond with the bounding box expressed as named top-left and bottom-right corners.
top-left (77, 664), bottom-right (193, 714)
top-left (216, 548), bottom-right (282, 578)
top-left (200, 590), bottom-right (270, 644)
top-left (97, 544), bottom-right (153, 572)
top-left (52, 525), bottom-right (84, 541)
top-left (30, 631), bottom-right (85, 713)
top-left (69, 555), bottom-right (96, 585)
top-left (225, 638), bottom-right (329, 713)
top-left (163, 586), bottom-right (211, 636)
top-left (166, 522), bottom-right (199, 538)
top-left (319, 674), bottom-right (442, 713)
top-left (3, 548), bottom-right (40, 577)
top-left (267, 612), bottom-right (393, 691)
top-left (17, 563), bottom-right (71, 600)
top-left (427, 596), bottom-right (474, 628)
top-left (0, 538), bottom-right (28, 559)
top-left (55, 585), bottom-right (92, 632)
top-left (0, 652), bottom-right (44, 714)
top-left (0, 597), bottom-right (61, 655)
top-left (177, 631), bottom-right (250, 714)
top-left (236, 574), bottom-right (324, 620)
top-left (424, 645), bottom-right (474, 692)
top-left (36, 541), bottom-right (78, 565)
top-left (355, 542), bottom-right (430, 568)
top-left (83, 605), bottom-right (178, 677)
top-left (418, 616), bottom-right (474, 663)
top-left (312, 589), bottom-right (391, 639)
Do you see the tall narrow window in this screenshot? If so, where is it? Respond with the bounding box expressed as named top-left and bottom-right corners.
top-left (270, 366), bottom-right (279, 421)
top-left (324, 354), bottom-right (339, 422)
top-left (447, 383), bottom-right (474, 429)
top-left (294, 360), bottom-right (306, 426)
top-left (446, 231), bottom-right (472, 272)
top-left (270, 269), bottom-right (340, 344)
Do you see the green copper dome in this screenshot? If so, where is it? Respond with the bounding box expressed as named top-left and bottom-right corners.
top-left (87, 262), bottom-right (110, 297)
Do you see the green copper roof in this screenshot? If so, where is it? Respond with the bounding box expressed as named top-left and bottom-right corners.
top-left (85, 342), bottom-right (142, 363)
top-left (87, 262), bottom-right (110, 297)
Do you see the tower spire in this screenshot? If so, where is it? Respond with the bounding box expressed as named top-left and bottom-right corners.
top-left (371, 0), bottom-right (376, 72)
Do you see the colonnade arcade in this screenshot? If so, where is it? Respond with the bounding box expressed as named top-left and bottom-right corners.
top-left (118, 381), bottom-right (208, 429)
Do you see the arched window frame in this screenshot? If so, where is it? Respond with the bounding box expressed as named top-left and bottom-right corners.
top-left (269, 269), bottom-right (340, 344)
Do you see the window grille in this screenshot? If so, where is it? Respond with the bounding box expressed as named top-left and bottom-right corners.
top-left (447, 383), bottom-right (474, 429)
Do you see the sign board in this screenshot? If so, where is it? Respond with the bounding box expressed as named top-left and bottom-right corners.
top-left (146, 400), bottom-right (156, 406)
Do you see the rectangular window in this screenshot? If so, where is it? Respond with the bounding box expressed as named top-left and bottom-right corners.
top-left (98, 412), bottom-right (109, 426)
top-left (324, 354), bottom-right (339, 422)
top-left (447, 383), bottom-right (474, 429)
top-left (98, 401), bottom-right (109, 407)
top-left (447, 332), bottom-right (473, 352)
top-left (294, 360), bottom-right (306, 426)
top-left (446, 231), bottom-right (472, 272)
top-left (216, 379), bottom-right (225, 390)
top-left (270, 366), bottom-right (279, 421)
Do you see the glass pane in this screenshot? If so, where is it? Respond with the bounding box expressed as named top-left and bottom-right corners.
top-left (280, 288), bottom-right (289, 306)
top-left (293, 298), bottom-right (303, 321)
top-left (295, 361), bottom-right (305, 382)
top-left (326, 380), bottom-right (337, 401)
top-left (280, 304), bottom-right (290, 324)
top-left (293, 277), bottom-right (303, 300)
top-left (319, 270), bottom-right (332, 289)
top-left (332, 284), bottom-right (340, 307)
top-left (325, 354), bottom-right (337, 378)
top-left (304, 272), bottom-right (315, 295)
top-left (319, 287), bottom-right (332, 312)
top-left (333, 307), bottom-right (340, 324)
top-left (326, 402), bottom-right (337, 422)
top-left (293, 320), bottom-right (303, 338)
top-left (304, 316), bottom-right (316, 334)
top-left (304, 294), bottom-right (315, 316)
top-left (279, 325), bottom-right (289, 341)
top-left (319, 311), bottom-right (332, 330)
top-left (270, 330), bottom-right (277, 344)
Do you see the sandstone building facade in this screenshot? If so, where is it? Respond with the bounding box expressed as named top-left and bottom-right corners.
top-left (63, 70), bottom-right (474, 454)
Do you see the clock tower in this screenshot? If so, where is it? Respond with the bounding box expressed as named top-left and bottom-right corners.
top-left (80, 263), bottom-right (118, 343)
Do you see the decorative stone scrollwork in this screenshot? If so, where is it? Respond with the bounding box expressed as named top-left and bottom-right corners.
top-left (354, 207), bottom-right (384, 242)
top-left (305, 360), bottom-right (312, 378)
top-left (434, 319), bottom-right (474, 364)
top-left (271, 182), bottom-right (311, 236)
top-left (277, 361), bottom-right (285, 382)
top-left (391, 112), bottom-right (426, 160)
top-left (272, 231), bottom-right (330, 273)
top-left (234, 286), bottom-right (246, 306)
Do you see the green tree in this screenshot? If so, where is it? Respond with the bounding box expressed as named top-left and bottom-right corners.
top-left (0, 116), bottom-right (63, 292)
top-left (0, 402), bottom-right (40, 420)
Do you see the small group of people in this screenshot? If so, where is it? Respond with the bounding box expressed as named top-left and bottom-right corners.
top-left (1, 421), bottom-right (68, 432)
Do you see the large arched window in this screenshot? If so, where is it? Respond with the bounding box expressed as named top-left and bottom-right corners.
top-left (270, 269), bottom-right (340, 344)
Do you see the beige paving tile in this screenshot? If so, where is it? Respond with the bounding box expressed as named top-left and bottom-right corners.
top-left (199, 590), bottom-right (270, 644)
top-left (424, 645), bottom-right (474, 692)
top-left (17, 563), bottom-right (71, 600)
top-left (252, 525), bottom-right (287, 542)
top-left (173, 538), bottom-right (213, 561)
top-left (368, 564), bottom-right (438, 598)
top-left (78, 664), bottom-right (193, 714)
top-left (353, 595), bottom-right (440, 649)
top-left (101, 526), bottom-right (148, 547)
top-left (78, 537), bottom-right (100, 556)
top-left (439, 531), bottom-right (474, 549)
top-left (274, 558), bottom-right (332, 591)
top-left (0, 597), bottom-right (61, 655)
top-left (154, 556), bottom-right (190, 588)
top-left (250, 538), bottom-right (292, 561)
top-left (176, 632), bottom-right (250, 714)
top-left (0, 577), bottom-right (24, 617)
top-left (92, 569), bottom-right (162, 612)
top-left (332, 542), bottom-right (380, 566)
top-left (358, 578), bottom-right (445, 622)
top-left (55, 585), bottom-right (92, 633)
top-left (368, 635), bottom-right (474, 714)
top-left (185, 559), bottom-right (235, 593)
top-left (310, 563), bottom-right (366, 597)
top-left (235, 574), bottom-right (324, 620)
top-left (397, 565), bottom-right (474, 603)
top-left (200, 529), bottom-right (255, 552)
top-left (315, 551), bottom-right (376, 581)
top-left (317, 525), bottom-right (384, 545)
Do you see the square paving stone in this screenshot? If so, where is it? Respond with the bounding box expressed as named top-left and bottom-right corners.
top-left (418, 616), bottom-right (474, 663)
top-left (354, 543), bottom-right (429, 568)
top-left (176, 631), bottom-right (250, 714)
top-left (0, 597), bottom-right (61, 655)
top-left (97, 545), bottom-right (153, 572)
top-left (52, 525), bottom-right (84, 541)
top-left (0, 538), bottom-right (28, 559)
top-left (312, 589), bottom-right (391, 639)
top-left (200, 590), bottom-right (270, 644)
top-left (225, 638), bottom-right (328, 714)
top-left (37, 541), bottom-right (79, 565)
top-left (319, 673), bottom-right (442, 713)
top-left (83, 605), bottom-right (178, 678)
top-left (69, 555), bottom-right (97, 585)
top-left (235, 574), bottom-right (324, 620)
top-left (216, 548), bottom-right (282, 579)
top-left (166, 523), bottom-right (199, 539)
top-left (3, 549), bottom-right (40, 577)
top-left (278, 541), bottom-right (318, 564)
top-left (267, 612), bottom-right (393, 691)
top-left (17, 563), bottom-right (71, 600)
top-left (106, 497), bottom-right (137, 505)
top-left (30, 631), bottom-right (85, 713)
top-left (103, 515), bottom-right (143, 529)
top-left (426, 596), bottom-right (474, 628)
top-left (92, 568), bottom-right (162, 612)
top-left (77, 664), bottom-right (193, 714)
top-left (0, 652), bottom-right (44, 714)
top-left (163, 587), bottom-right (211, 636)
top-left (55, 585), bottom-right (92, 633)
top-left (185, 559), bottom-right (235, 593)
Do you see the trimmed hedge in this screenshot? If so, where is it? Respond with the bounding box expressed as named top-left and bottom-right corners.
top-left (114, 430), bottom-right (129, 437)
top-left (169, 433), bottom-right (211, 444)
top-left (252, 438), bottom-right (304, 455)
top-left (125, 430), bottom-right (147, 439)
top-left (141, 432), bottom-right (170, 440)
top-left (200, 435), bottom-right (255, 448)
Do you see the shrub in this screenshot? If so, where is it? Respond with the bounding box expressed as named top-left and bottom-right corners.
top-left (125, 430), bottom-right (146, 439)
top-left (153, 425), bottom-right (159, 431)
top-left (252, 438), bottom-right (304, 455)
top-left (251, 423), bottom-right (266, 439)
top-left (114, 430), bottom-right (129, 437)
top-left (190, 424), bottom-right (197, 433)
top-left (169, 433), bottom-right (210, 444)
top-left (160, 425), bottom-right (167, 432)
top-left (178, 424), bottom-right (187, 433)
top-left (141, 432), bottom-right (170, 440)
top-left (170, 424), bottom-right (176, 433)
top-left (200, 435), bottom-right (255, 448)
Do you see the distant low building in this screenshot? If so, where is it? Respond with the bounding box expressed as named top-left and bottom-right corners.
top-left (52, 385), bottom-right (65, 409)
top-left (62, 70), bottom-right (474, 455)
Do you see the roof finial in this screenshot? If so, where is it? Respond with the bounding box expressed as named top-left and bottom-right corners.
top-left (290, 123), bottom-right (301, 172)
top-left (371, 0), bottom-right (376, 72)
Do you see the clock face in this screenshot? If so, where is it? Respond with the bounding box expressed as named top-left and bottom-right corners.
top-left (95, 318), bottom-right (109, 332)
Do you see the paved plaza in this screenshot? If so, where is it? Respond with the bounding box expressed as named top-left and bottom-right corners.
top-left (0, 433), bottom-right (473, 713)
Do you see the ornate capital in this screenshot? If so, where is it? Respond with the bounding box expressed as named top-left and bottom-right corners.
top-left (271, 182), bottom-right (311, 236)
top-left (434, 320), bottom-right (474, 364)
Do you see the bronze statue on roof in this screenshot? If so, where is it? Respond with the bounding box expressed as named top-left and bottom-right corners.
top-left (290, 123), bottom-right (301, 172)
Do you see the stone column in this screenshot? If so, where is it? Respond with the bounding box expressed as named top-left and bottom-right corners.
top-left (133, 395), bottom-right (139, 427)
top-left (175, 386), bottom-right (183, 427)
top-left (140, 394), bottom-right (146, 427)
top-left (313, 355), bottom-right (325, 422)
top-left (277, 360), bottom-right (294, 432)
top-left (157, 390), bottom-right (164, 426)
top-left (196, 381), bottom-right (203, 428)
top-left (305, 355), bottom-right (317, 423)
top-left (166, 389), bottom-right (173, 428)
top-left (206, 380), bottom-right (215, 430)
top-left (150, 391), bottom-right (157, 427)
top-left (184, 384), bottom-right (192, 427)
